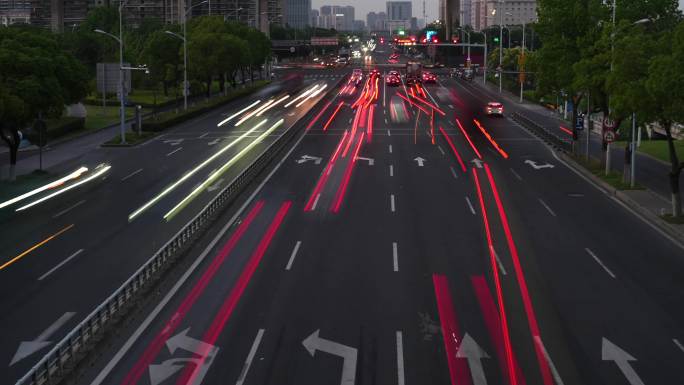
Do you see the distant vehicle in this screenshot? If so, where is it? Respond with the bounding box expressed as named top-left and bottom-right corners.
top-left (463, 68), bottom-right (474, 81)
top-left (351, 69), bottom-right (363, 85)
top-left (406, 61), bottom-right (423, 85)
top-left (370, 69), bottom-right (381, 78)
top-left (486, 102), bottom-right (504, 116)
top-left (385, 73), bottom-right (400, 86)
top-left (413, 52), bottom-right (425, 59)
top-left (388, 70), bottom-right (400, 78)
top-left (422, 71), bottom-right (436, 83)
top-left (450, 68), bottom-right (463, 78)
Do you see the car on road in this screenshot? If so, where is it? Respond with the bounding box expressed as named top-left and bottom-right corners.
top-left (486, 102), bottom-right (504, 116)
top-left (385, 72), bottom-right (400, 86)
top-left (351, 69), bottom-right (363, 86)
top-left (422, 72), bottom-right (437, 83)
top-left (370, 69), bottom-right (381, 79)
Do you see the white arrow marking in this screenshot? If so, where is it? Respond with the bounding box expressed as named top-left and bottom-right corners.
top-left (302, 329), bottom-right (357, 385)
top-left (149, 358), bottom-right (191, 385)
top-left (602, 338), bottom-right (645, 385)
top-left (163, 139), bottom-right (184, 146)
top-left (11, 312), bottom-right (76, 366)
top-left (166, 327), bottom-right (217, 357)
top-left (207, 138), bottom-right (221, 146)
top-left (296, 155), bottom-right (323, 164)
top-left (456, 333), bottom-right (490, 385)
top-left (414, 157), bottom-right (426, 167)
top-left (207, 178), bottom-right (225, 192)
top-left (471, 158), bottom-right (484, 169)
top-left (356, 156), bottom-right (375, 166)
top-left (524, 160), bottom-right (555, 170)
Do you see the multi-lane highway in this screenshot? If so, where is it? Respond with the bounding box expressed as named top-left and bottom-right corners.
top-left (3, 49), bottom-right (684, 385)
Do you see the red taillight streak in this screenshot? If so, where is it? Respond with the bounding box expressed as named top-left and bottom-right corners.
top-left (342, 108), bottom-right (361, 157)
top-left (331, 132), bottom-right (364, 213)
top-left (175, 201), bottom-right (292, 385)
top-left (304, 131), bottom-right (348, 211)
top-left (418, 84), bottom-right (427, 98)
top-left (439, 127), bottom-right (467, 172)
top-left (352, 78), bottom-right (371, 108)
top-left (484, 164), bottom-right (555, 385)
top-left (367, 105), bottom-right (375, 142)
top-left (473, 119), bottom-right (509, 159)
top-left (559, 126), bottom-right (573, 136)
top-left (472, 167), bottom-right (518, 385)
top-left (358, 105), bottom-right (368, 129)
top-left (120, 201), bottom-right (265, 385)
top-left (432, 274), bottom-right (473, 385)
top-left (396, 92), bottom-right (430, 115)
top-left (323, 101), bottom-right (345, 131)
top-left (409, 93), bottom-right (446, 116)
top-left (472, 276), bottom-right (528, 385)
top-left (306, 101), bottom-right (333, 131)
top-left (456, 118), bottom-right (483, 159)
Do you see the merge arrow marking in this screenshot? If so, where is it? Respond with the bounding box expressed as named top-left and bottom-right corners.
top-left (302, 329), bottom-right (357, 385)
top-left (10, 312), bottom-right (76, 366)
top-left (456, 333), bottom-right (490, 385)
top-left (524, 160), bottom-right (554, 170)
top-left (602, 338), bottom-right (645, 385)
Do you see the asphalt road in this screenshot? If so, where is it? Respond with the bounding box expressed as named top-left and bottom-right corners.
top-left (4, 49), bottom-right (684, 385)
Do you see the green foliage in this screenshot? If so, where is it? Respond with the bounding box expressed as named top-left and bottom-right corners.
top-left (140, 30), bottom-right (182, 96)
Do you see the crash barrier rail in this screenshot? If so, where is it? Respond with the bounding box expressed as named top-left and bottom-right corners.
top-left (15, 76), bottom-right (346, 385)
top-left (511, 111), bottom-right (573, 153)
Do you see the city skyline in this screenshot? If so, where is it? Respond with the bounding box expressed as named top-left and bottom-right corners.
top-left (312, 0), bottom-right (438, 23)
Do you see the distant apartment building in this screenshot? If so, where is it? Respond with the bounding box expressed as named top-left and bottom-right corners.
top-left (317, 4), bottom-right (353, 31)
top-left (366, 11), bottom-right (386, 31)
top-left (386, 1), bottom-right (410, 21)
top-left (310, 8), bottom-right (318, 27)
top-left (460, 0), bottom-right (471, 26)
top-left (352, 19), bottom-right (363, 31)
top-left (284, 0), bottom-right (310, 28)
top-left (469, 0), bottom-right (536, 30)
top-left (438, 0), bottom-right (459, 36)
top-left (0, 0), bottom-right (31, 25)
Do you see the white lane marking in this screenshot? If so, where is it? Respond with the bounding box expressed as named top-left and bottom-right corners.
top-left (53, 200), bottom-right (86, 218)
top-left (437, 145), bottom-right (446, 156)
top-left (38, 249), bottom-right (84, 281)
top-left (392, 242), bottom-right (399, 272)
top-left (199, 132), bottom-right (209, 139)
top-left (389, 144), bottom-right (393, 154)
top-left (490, 246), bottom-right (508, 275)
top-left (285, 241), bottom-right (302, 270)
top-left (450, 166), bottom-right (459, 179)
top-left (90, 110), bottom-right (309, 385)
top-left (673, 339), bottom-right (684, 353)
top-left (311, 193), bottom-right (321, 211)
top-left (387, 129), bottom-right (391, 136)
top-left (585, 248), bottom-right (616, 278)
top-left (538, 198), bottom-right (557, 217)
top-left (465, 197), bottom-right (476, 215)
top-left (534, 336), bottom-right (566, 385)
top-left (389, 165), bottom-right (394, 177)
top-left (235, 329), bottom-right (265, 385)
top-left (448, 104), bottom-right (454, 109)
top-left (385, 118), bottom-right (389, 124)
top-left (510, 168), bottom-right (523, 181)
top-left (121, 168), bottom-right (143, 182)
top-left (390, 194), bottom-right (396, 212)
top-left (166, 147), bottom-right (183, 157)
top-left (396, 331), bottom-right (406, 385)
top-left (348, 118), bottom-right (353, 124)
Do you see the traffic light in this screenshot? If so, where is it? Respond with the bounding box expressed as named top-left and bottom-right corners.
top-left (493, 36), bottom-right (500, 43)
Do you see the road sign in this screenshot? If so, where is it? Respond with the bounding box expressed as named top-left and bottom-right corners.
top-left (575, 116), bottom-right (584, 131)
top-left (603, 130), bottom-right (616, 143)
top-left (603, 116), bottom-right (616, 130)
top-left (289, 46), bottom-right (295, 53)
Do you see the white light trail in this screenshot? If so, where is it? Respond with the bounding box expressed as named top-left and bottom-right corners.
top-left (217, 100), bottom-right (261, 127)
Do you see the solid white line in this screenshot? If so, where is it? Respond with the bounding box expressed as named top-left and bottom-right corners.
top-left (673, 338), bottom-right (684, 353)
top-left (90, 110), bottom-right (310, 385)
top-left (53, 199), bottom-right (86, 218)
top-left (199, 132), bottom-right (209, 139)
top-left (348, 118), bottom-right (353, 124)
top-left (510, 168), bottom-right (523, 181)
top-left (390, 194), bottom-right (396, 212)
top-left (450, 166), bottom-right (459, 179)
top-left (448, 104), bottom-right (454, 109)
top-left (465, 197), bottom-right (476, 215)
top-left (539, 198), bottom-right (557, 217)
top-left (490, 246), bottom-right (508, 275)
top-left (396, 331), bottom-right (406, 385)
top-left (38, 249), bottom-right (84, 281)
top-left (389, 144), bottom-right (393, 154)
top-left (392, 242), bottom-right (399, 272)
top-left (285, 241), bottom-right (302, 271)
top-left (166, 147), bottom-right (182, 157)
top-left (385, 118), bottom-right (389, 124)
top-left (387, 129), bottom-right (391, 136)
top-left (235, 329), bottom-right (265, 385)
top-left (534, 336), bottom-right (566, 385)
top-left (121, 168), bottom-right (143, 182)
top-left (585, 248), bottom-right (616, 278)
top-left (389, 165), bottom-right (394, 177)
top-left (311, 193), bottom-right (321, 211)
top-left (437, 145), bottom-right (446, 156)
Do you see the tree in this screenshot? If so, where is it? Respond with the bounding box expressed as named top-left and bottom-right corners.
top-left (645, 21), bottom-right (684, 217)
top-left (0, 27), bottom-right (88, 180)
top-left (140, 30), bottom-right (182, 96)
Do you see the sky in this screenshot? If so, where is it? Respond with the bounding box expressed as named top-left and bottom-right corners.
top-left (311, 0), bottom-right (440, 23)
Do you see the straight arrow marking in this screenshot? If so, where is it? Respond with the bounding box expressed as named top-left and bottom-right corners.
top-left (602, 338), bottom-right (645, 385)
top-left (456, 333), bottom-right (490, 385)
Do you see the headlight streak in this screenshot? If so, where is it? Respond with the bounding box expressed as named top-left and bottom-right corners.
top-left (0, 167), bottom-right (88, 210)
top-left (128, 120), bottom-right (267, 221)
top-left (217, 100), bottom-right (261, 127)
top-left (163, 119), bottom-right (284, 221)
top-left (256, 94), bottom-right (290, 117)
top-left (284, 85), bottom-right (319, 108)
top-left (235, 99), bottom-right (275, 126)
top-left (16, 165), bottom-right (111, 211)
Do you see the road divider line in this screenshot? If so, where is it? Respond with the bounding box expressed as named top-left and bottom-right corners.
top-left (286, 241), bottom-right (302, 271)
top-left (0, 224), bottom-right (75, 271)
top-left (235, 329), bottom-right (265, 385)
top-left (534, 336), bottom-right (565, 385)
top-left (389, 144), bottom-right (393, 154)
top-left (165, 147), bottom-right (183, 157)
top-left (538, 199), bottom-right (557, 217)
top-left (392, 242), bottom-right (399, 272)
top-left (389, 165), bottom-right (394, 177)
top-left (53, 200), bottom-right (86, 218)
top-left (390, 194), bottom-right (396, 212)
top-left (396, 331), bottom-right (405, 385)
top-left (450, 166), bottom-right (459, 179)
top-left (387, 129), bottom-right (391, 136)
top-left (437, 145), bottom-right (446, 156)
top-left (38, 249), bottom-right (84, 281)
top-left (199, 132), bottom-right (209, 139)
top-left (585, 248), bottom-right (616, 278)
top-left (121, 168), bottom-right (143, 182)
top-left (465, 196), bottom-right (476, 215)
top-left (490, 246), bottom-right (508, 275)
top-left (673, 339), bottom-right (684, 353)
top-left (510, 168), bottom-right (523, 181)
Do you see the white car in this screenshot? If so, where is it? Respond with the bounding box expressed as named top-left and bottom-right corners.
top-left (486, 102), bottom-right (504, 116)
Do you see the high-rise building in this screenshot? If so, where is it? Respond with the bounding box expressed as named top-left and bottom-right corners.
top-left (386, 1), bottom-right (410, 21)
top-left (470, 0), bottom-right (536, 30)
top-left (284, 0), bottom-right (310, 28)
top-left (0, 0), bottom-right (31, 26)
top-left (310, 8), bottom-right (318, 27)
top-left (366, 11), bottom-right (386, 31)
top-left (317, 4), bottom-right (353, 31)
top-left (438, 0), bottom-right (459, 38)
top-left (460, 0), bottom-right (471, 27)
top-left (353, 19), bottom-right (364, 31)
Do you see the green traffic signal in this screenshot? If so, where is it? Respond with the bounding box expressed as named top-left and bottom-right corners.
top-left (493, 37), bottom-right (500, 43)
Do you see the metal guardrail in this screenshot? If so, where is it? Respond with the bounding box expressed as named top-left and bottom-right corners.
top-left (15, 77), bottom-right (345, 385)
top-left (511, 111), bottom-right (573, 153)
